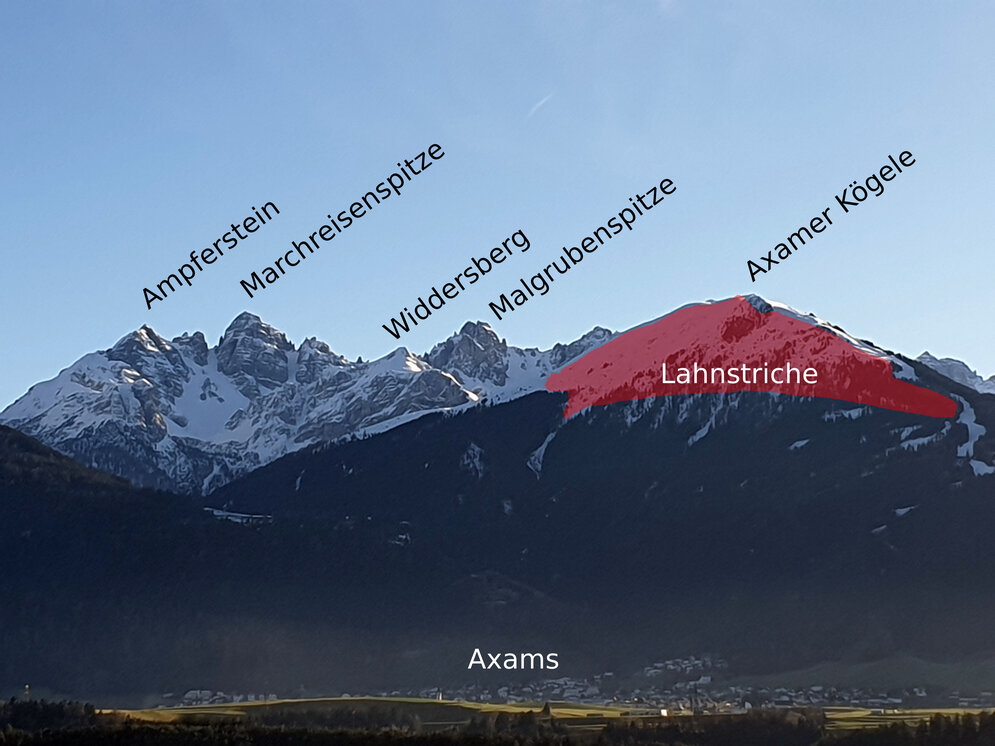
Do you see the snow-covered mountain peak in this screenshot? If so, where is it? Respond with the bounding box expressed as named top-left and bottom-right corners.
top-left (0, 311), bottom-right (620, 494)
top-left (917, 352), bottom-right (995, 395)
top-left (742, 293), bottom-right (775, 313)
top-left (215, 312), bottom-right (295, 397)
top-left (457, 320), bottom-right (501, 342)
top-left (295, 337), bottom-right (348, 384)
top-left (425, 321), bottom-right (510, 389)
top-left (105, 325), bottom-right (191, 399)
top-left (108, 324), bottom-right (173, 359)
top-left (218, 312), bottom-right (292, 351)
top-left (373, 346), bottom-right (424, 373)
top-left (170, 331), bottom-right (209, 366)
top-left (297, 336), bottom-right (341, 358)
top-left (733, 296), bottom-right (900, 363)
top-left (547, 326), bottom-right (615, 368)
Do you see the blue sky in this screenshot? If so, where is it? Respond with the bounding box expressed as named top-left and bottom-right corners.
top-left (2, 1), bottom-right (994, 408)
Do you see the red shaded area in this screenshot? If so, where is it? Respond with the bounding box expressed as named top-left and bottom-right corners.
top-left (546, 296), bottom-right (956, 419)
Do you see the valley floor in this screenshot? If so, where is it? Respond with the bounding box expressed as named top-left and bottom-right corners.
top-left (8, 697), bottom-right (995, 745)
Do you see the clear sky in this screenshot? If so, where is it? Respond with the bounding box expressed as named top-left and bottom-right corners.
top-left (2, 1), bottom-right (993, 409)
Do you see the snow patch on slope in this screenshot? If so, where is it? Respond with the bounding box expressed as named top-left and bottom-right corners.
top-left (953, 396), bottom-right (995, 476)
top-left (955, 397), bottom-right (985, 458)
top-left (901, 422), bottom-right (952, 451)
top-left (918, 353), bottom-right (995, 395)
top-left (527, 431), bottom-right (557, 478)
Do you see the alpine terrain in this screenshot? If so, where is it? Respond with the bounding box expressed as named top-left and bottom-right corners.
top-left (2, 295), bottom-right (994, 702)
top-left (0, 312), bottom-right (612, 494)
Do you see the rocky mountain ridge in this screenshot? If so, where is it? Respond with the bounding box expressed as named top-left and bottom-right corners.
top-left (2, 295), bottom-right (991, 496)
top-left (0, 312), bottom-right (612, 494)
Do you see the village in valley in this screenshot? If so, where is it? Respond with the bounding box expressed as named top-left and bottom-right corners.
top-left (169, 654), bottom-right (995, 713)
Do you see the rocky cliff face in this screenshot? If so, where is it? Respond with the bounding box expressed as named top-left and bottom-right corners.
top-left (0, 313), bottom-right (609, 494)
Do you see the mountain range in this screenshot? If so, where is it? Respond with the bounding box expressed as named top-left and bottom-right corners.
top-left (0, 312), bottom-right (611, 494)
top-left (2, 295), bottom-right (994, 702)
top-left (3, 296), bottom-right (991, 496)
